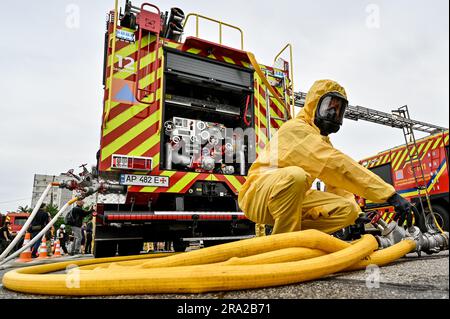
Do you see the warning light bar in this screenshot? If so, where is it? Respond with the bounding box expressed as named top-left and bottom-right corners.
top-left (112, 154), bottom-right (153, 171)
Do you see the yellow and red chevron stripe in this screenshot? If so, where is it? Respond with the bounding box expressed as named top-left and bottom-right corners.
top-left (101, 29), bottom-right (164, 172)
top-left (253, 71), bottom-right (292, 153)
top-left (364, 131), bottom-right (449, 172)
top-left (127, 172), bottom-right (247, 195)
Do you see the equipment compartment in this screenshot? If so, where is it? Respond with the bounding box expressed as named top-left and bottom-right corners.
top-left (162, 49), bottom-right (255, 175)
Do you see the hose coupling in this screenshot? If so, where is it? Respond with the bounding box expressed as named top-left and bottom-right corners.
top-left (407, 226), bottom-right (449, 254)
top-left (374, 220), bottom-right (408, 249)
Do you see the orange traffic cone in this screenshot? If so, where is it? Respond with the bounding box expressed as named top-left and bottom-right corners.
top-left (52, 240), bottom-right (62, 258)
top-left (38, 237), bottom-right (49, 259)
top-left (17, 232), bottom-right (33, 263)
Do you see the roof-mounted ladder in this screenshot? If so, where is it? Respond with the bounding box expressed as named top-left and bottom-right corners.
top-left (294, 92), bottom-right (448, 134)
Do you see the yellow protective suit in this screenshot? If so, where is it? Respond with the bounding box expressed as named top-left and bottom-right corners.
top-left (239, 79), bottom-right (396, 235)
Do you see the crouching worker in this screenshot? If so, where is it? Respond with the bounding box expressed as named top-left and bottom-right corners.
top-left (239, 79), bottom-right (411, 235)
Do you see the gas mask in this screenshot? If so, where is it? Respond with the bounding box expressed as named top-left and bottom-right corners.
top-left (314, 92), bottom-right (348, 136)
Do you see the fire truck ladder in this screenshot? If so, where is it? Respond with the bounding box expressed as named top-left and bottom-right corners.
top-left (294, 92), bottom-right (447, 134)
top-left (392, 106), bottom-right (445, 233)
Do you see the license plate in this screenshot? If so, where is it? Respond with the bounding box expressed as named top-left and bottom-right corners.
top-left (120, 175), bottom-right (170, 187)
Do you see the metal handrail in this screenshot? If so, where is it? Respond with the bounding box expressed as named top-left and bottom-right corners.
top-left (103, 0), bottom-right (119, 129)
top-left (274, 43), bottom-right (295, 118)
top-left (183, 13), bottom-right (244, 50)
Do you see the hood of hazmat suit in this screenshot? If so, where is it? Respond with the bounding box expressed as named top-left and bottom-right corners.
top-left (241, 79), bottom-right (396, 205)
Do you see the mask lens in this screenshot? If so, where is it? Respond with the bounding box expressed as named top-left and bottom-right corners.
top-left (318, 95), bottom-right (347, 124)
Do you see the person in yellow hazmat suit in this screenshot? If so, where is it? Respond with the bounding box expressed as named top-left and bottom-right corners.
top-left (239, 79), bottom-right (412, 235)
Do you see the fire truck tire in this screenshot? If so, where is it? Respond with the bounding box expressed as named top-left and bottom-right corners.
top-left (428, 205), bottom-right (449, 232)
top-left (173, 240), bottom-right (188, 252)
top-left (118, 241), bottom-right (144, 257)
top-left (94, 241), bottom-right (117, 258)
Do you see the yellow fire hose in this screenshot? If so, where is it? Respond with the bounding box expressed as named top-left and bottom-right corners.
top-left (2, 230), bottom-right (416, 296)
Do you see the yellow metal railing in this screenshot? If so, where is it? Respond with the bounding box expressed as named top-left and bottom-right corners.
top-left (274, 44), bottom-right (295, 118)
top-left (104, 0), bottom-right (119, 129)
top-left (183, 13), bottom-right (245, 50)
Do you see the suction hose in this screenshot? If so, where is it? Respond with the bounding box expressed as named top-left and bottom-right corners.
top-left (0, 197), bottom-right (79, 266)
top-left (0, 183), bottom-right (59, 262)
top-left (2, 230), bottom-right (417, 296)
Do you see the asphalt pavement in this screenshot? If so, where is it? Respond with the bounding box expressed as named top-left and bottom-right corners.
top-left (0, 251), bottom-right (447, 299)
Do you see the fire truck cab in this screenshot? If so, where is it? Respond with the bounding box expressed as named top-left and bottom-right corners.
top-left (0, 212), bottom-right (30, 237)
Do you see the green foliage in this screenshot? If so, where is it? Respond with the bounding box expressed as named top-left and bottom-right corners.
top-left (17, 205), bottom-right (32, 213)
top-left (45, 203), bottom-right (59, 217)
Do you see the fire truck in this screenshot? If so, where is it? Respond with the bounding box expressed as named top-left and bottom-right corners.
top-left (359, 130), bottom-right (449, 232)
top-left (93, 1), bottom-right (297, 257)
top-left (0, 213), bottom-right (30, 237)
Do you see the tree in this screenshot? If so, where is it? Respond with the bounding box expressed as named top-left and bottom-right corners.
top-left (45, 204), bottom-right (66, 231)
top-left (17, 205), bottom-right (32, 213)
top-left (45, 203), bottom-right (59, 218)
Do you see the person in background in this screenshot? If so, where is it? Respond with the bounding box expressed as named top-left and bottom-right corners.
top-left (30, 203), bottom-right (50, 258)
top-left (56, 224), bottom-right (69, 255)
top-left (47, 225), bottom-right (55, 256)
top-left (0, 217), bottom-right (12, 254)
top-left (69, 200), bottom-right (94, 256)
top-left (84, 220), bottom-right (93, 255)
top-left (80, 222), bottom-right (87, 254)
top-left (68, 231), bottom-right (74, 252)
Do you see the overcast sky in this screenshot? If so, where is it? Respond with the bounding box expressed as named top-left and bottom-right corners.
top-left (0, 0), bottom-right (448, 213)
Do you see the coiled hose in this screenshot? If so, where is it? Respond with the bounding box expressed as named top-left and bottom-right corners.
top-left (2, 230), bottom-right (416, 296)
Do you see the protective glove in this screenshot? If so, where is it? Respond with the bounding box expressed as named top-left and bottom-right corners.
top-left (388, 193), bottom-right (413, 227)
top-left (354, 212), bottom-right (372, 225)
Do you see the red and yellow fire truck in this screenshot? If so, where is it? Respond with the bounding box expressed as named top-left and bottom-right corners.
top-left (94, 1), bottom-right (295, 257)
top-left (0, 213), bottom-right (30, 237)
top-left (359, 131), bottom-right (449, 231)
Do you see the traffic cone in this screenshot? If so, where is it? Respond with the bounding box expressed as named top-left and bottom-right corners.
top-left (17, 232), bottom-right (33, 263)
top-left (52, 240), bottom-right (62, 258)
top-left (38, 237), bottom-right (49, 259)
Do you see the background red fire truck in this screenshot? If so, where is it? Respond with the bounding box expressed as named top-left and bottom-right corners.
top-left (359, 131), bottom-right (449, 232)
top-left (0, 213), bottom-right (30, 237)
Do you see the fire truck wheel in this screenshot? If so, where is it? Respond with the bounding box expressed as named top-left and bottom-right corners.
top-left (173, 240), bottom-right (188, 252)
top-left (412, 205), bottom-right (427, 233)
top-left (118, 240), bottom-right (144, 256)
top-left (94, 241), bottom-right (117, 258)
top-left (426, 205), bottom-right (449, 232)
